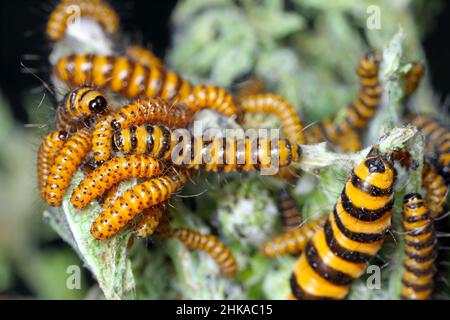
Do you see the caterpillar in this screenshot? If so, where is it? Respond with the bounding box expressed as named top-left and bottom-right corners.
top-left (290, 146), bottom-right (395, 299)
top-left (93, 97), bottom-right (193, 164)
top-left (239, 93), bottom-right (304, 144)
top-left (404, 62), bottom-right (425, 98)
top-left (335, 52), bottom-right (383, 135)
top-left (112, 125), bottom-right (302, 172)
top-left (409, 114), bottom-right (450, 183)
top-left (422, 164), bottom-right (448, 219)
top-left (53, 54), bottom-right (191, 101)
top-left (235, 78), bottom-right (264, 101)
top-left (126, 46), bottom-right (163, 69)
top-left (45, 129), bottom-right (92, 206)
top-left (401, 193), bottom-right (437, 300)
top-left (55, 86), bottom-right (109, 132)
top-left (304, 119), bottom-right (361, 153)
top-left (47, 0), bottom-right (119, 42)
top-left (276, 188), bottom-right (302, 233)
top-left (260, 217), bottom-right (326, 258)
top-left (37, 130), bottom-right (69, 200)
top-left (71, 155), bottom-right (164, 209)
top-left (53, 55), bottom-right (239, 117)
top-left (172, 228), bottom-right (238, 277)
top-left (134, 205), bottom-right (165, 238)
top-left (91, 169), bottom-right (189, 240)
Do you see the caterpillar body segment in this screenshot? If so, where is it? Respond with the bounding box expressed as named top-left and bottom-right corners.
top-left (173, 228), bottom-right (238, 277)
top-left (91, 169), bottom-right (189, 240)
top-left (290, 146), bottom-right (395, 299)
top-left (45, 129), bottom-right (92, 206)
top-left (37, 130), bottom-right (69, 200)
top-left (71, 155), bottom-right (164, 209)
top-left (401, 193), bottom-right (437, 300)
top-left (47, 0), bottom-right (119, 42)
top-left (260, 217), bottom-right (326, 258)
top-left (238, 93), bottom-right (304, 144)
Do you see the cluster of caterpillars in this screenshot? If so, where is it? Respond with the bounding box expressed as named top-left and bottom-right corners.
top-left (37, 0), bottom-right (449, 297)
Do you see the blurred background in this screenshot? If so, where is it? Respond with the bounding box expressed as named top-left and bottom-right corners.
top-left (0, 0), bottom-right (449, 299)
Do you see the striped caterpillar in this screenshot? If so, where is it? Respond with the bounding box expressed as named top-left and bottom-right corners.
top-left (290, 146), bottom-right (395, 299)
top-left (260, 217), bottom-right (326, 258)
top-left (47, 0), bottom-right (120, 42)
top-left (53, 54), bottom-right (238, 117)
top-left (172, 227), bottom-right (238, 277)
top-left (37, 130), bottom-right (69, 200)
top-left (401, 193), bottom-right (437, 300)
top-left (112, 124), bottom-right (302, 172)
top-left (404, 62), bottom-right (425, 98)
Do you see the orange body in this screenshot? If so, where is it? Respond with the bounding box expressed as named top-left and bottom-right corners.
top-left (290, 146), bottom-right (395, 299)
top-left (45, 129), bottom-right (92, 206)
top-left (71, 155), bottom-right (164, 209)
top-left (126, 46), bottom-right (163, 69)
top-left (133, 205), bottom-right (166, 238)
top-left (239, 93), bottom-right (304, 144)
top-left (404, 62), bottom-right (425, 98)
top-left (173, 227), bottom-right (238, 277)
top-left (276, 188), bottom-right (303, 233)
top-left (37, 130), bottom-right (68, 200)
top-left (91, 169), bottom-right (188, 240)
top-left (422, 164), bottom-right (447, 218)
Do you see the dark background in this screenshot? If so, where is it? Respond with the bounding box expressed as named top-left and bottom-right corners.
top-left (1, 0), bottom-right (449, 124)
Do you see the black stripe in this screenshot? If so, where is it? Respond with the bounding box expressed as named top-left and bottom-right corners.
top-left (285, 139), bottom-right (292, 166)
top-left (340, 191), bottom-right (392, 222)
top-left (401, 279), bottom-right (433, 292)
top-left (290, 273), bottom-right (327, 300)
top-left (333, 208), bottom-right (388, 243)
top-left (404, 235), bottom-right (436, 250)
top-left (305, 242), bottom-right (354, 286)
top-left (351, 173), bottom-right (393, 196)
top-left (403, 263), bottom-right (435, 277)
top-left (405, 248), bottom-right (438, 262)
top-left (324, 218), bottom-right (372, 263)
